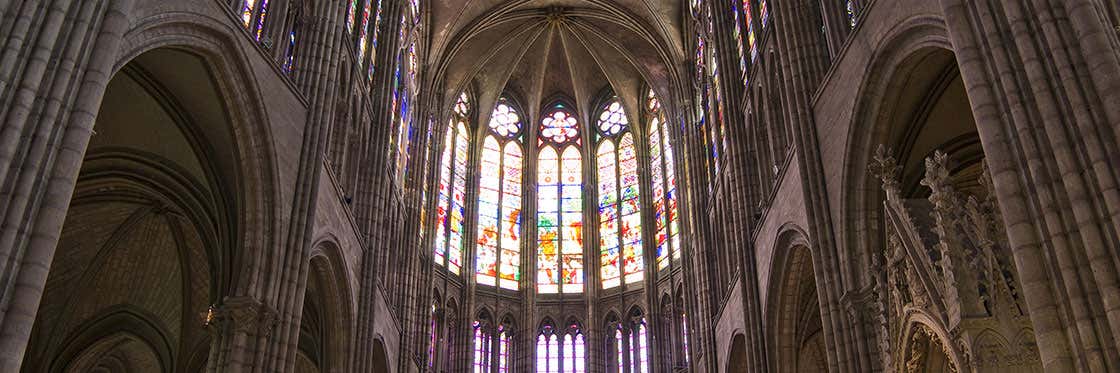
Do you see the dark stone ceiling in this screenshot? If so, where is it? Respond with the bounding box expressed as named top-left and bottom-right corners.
top-left (427, 0), bottom-right (687, 127)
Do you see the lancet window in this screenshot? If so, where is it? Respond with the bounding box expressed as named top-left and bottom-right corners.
top-left (596, 100), bottom-right (644, 289)
top-left (476, 98), bottom-right (525, 290)
top-left (537, 106), bottom-right (585, 294)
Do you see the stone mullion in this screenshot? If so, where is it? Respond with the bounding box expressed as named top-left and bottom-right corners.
top-left (771, 0), bottom-right (861, 372)
top-left (0, 0), bottom-right (134, 370)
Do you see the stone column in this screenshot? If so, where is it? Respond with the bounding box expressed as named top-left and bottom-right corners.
top-left (770, 0), bottom-right (864, 371)
top-left (204, 296), bottom-right (280, 372)
top-left (257, 0), bottom-right (346, 371)
top-left (938, 0), bottom-right (1120, 371)
top-left (0, 0), bottom-right (134, 370)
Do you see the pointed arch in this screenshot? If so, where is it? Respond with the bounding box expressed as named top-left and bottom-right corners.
top-left (537, 103), bottom-right (585, 295)
top-left (597, 98), bottom-right (644, 290)
top-left (476, 96), bottom-right (525, 290)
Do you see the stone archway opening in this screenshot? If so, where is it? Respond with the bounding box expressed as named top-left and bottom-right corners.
top-left (727, 333), bottom-right (747, 373)
top-left (20, 47), bottom-right (241, 373)
top-left (773, 245), bottom-right (826, 373)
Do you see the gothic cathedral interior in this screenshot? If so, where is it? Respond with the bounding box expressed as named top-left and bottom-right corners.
top-left (1, 0), bottom-right (1119, 372)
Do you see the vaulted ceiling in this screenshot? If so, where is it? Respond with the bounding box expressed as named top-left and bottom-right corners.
top-left (426, 0), bottom-right (688, 127)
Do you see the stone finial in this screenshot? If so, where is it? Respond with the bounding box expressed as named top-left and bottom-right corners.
top-left (870, 145), bottom-right (901, 196)
top-left (920, 150), bottom-right (954, 210)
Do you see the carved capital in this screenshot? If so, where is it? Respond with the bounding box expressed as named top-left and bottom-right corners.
top-left (202, 296), bottom-right (279, 337)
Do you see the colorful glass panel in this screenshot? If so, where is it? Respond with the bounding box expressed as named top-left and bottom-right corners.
top-left (448, 122), bottom-right (469, 274)
top-left (476, 136), bottom-right (501, 286)
top-left (846, 0), bottom-right (857, 27)
top-left (255, 0), bottom-right (270, 40)
top-left (598, 140), bottom-right (621, 289)
top-left (473, 321), bottom-right (489, 373)
top-left (499, 329), bottom-right (511, 373)
top-left (474, 99), bottom-right (524, 289)
top-left (434, 125), bottom-right (453, 266)
top-left (366, 0), bottom-right (383, 79)
top-left (732, 0), bottom-right (749, 86)
top-left (241, 0), bottom-right (258, 28)
top-left (598, 102), bottom-right (643, 289)
top-left (759, 0), bottom-right (770, 26)
top-left (560, 146), bottom-right (584, 293)
top-left (537, 147), bottom-right (561, 294)
top-left (616, 328), bottom-right (625, 372)
top-left (539, 108), bottom-right (583, 294)
top-left (596, 101), bottom-right (628, 136)
top-left (540, 110), bottom-right (580, 144)
top-left (282, 28), bottom-right (297, 72)
top-left (490, 102), bottom-right (522, 138)
top-left (742, 0), bottom-right (758, 62)
top-left (357, 0), bottom-right (372, 58)
top-left (635, 321), bottom-right (649, 373)
top-left (346, 0), bottom-right (358, 33)
top-left (499, 142), bottom-right (523, 290)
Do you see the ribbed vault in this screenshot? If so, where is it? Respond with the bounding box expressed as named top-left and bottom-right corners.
top-left (429, 0), bottom-right (684, 123)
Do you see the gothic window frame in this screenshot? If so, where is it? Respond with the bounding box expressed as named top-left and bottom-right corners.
top-left (535, 318), bottom-right (586, 372)
top-left (433, 94), bottom-right (473, 275)
top-left (594, 97), bottom-right (645, 290)
top-left (475, 96), bottom-right (526, 291)
top-left (536, 102), bottom-right (585, 295)
top-left (646, 90), bottom-right (681, 271)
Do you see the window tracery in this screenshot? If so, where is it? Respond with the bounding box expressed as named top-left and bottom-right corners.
top-left (647, 91), bottom-right (681, 270)
top-left (597, 99), bottom-right (644, 289)
top-left (434, 105), bottom-right (469, 274)
top-left (536, 321), bottom-right (585, 372)
top-left (476, 98), bottom-right (524, 290)
top-left (538, 106), bottom-right (584, 294)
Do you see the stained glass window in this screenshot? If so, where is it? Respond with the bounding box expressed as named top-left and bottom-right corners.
top-left (742, 0), bottom-right (758, 63)
top-left (282, 28), bottom-right (298, 73)
top-left (428, 303), bottom-right (438, 368)
top-left (598, 100), bottom-right (643, 289)
top-left (240, 0), bottom-right (270, 39)
top-left (474, 320), bottom-right (492, 373)
top-left (632, 320), bottom-right (649, 373)
top-left (536, 323), bottom-right (584, 372)
top-left (366, 0), bottom-right (384, 80)
top-left (434, 114), bottom-right (469, 274)
top-left (499, 325), bottom-right (511, 373)
top-left (759, 0), bottom-right (770, 27)
top-left (648, 91), bottom-right (681, 270)
top-left (357, 0), bottom-right (373, 58)
top-left (845, 0), bottom-right (857, 27)
top-left (731, 1), bottom-right (748, 86)
top-left (346, 0), bottom-right (358, 33)
top-left (710, 46), bottom-right (726, 172)
top-left (393, 34), bottom-right (415, 180)
top-left (538, 107), bottom-right (583, 294)
top-left (476, 99), bottom-right (523, 290)
top-left (615, 326), bottom-right (625, 372)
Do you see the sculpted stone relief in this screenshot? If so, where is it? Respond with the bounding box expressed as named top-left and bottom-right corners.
top-left (869, 146), bottom-right (1040, 373)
